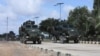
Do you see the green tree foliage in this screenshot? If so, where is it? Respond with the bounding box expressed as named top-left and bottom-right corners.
top-left (68, 6), bottom-right (90, 31)
top-left (92, 0), bottom-right (100, 18)
top-left (93, 0), bottom-right (100, 34)
top-left (39, 18), bottom-right (59, 33)
top-left (9, 31), bottom-right (15, 37)
top-left (8, 31), bottom-right (16, 40)
top-left (0, 33), bottom-right (8, 39)
top-left (0, 31), bottom-right (16, 40)
top-left (68, 6), bottom-right (96, 37)
top-left (0, 34), bottom-right (4, 38)
top-left (0, 34), bottom-right (1, 37)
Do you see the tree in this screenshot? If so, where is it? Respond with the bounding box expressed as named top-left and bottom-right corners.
top-left (39, 18), bottom-right (59, 33)
top-left (93, 0), bottom-right (100, 35)
top-left (92, 0), bottom-right (100, 19)
top-left (1, 33), bottom-right (8, 40)
top-left (67, 6), bottom-right (92, 36)
top-left (8, 31), bottom-right (16, 40)
top-left (0, 34), bottom-right (3, 38)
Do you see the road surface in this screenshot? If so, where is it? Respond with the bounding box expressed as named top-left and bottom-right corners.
top-left (1, 41), bottom-right (100, 56)
top-left (0, 41), bottom-right (52, 56)
top-left (29, 42), bottom-right (100, 56)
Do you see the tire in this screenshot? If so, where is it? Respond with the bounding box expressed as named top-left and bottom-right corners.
top-left (38, 40), bottom-right (41, 44)
top-left (33, 41), bottom-right (36, 44)
top-left (24, 40), bottom-right (27, 44)
top-left (20, 40), bottom-right (23, 43)
top-left (66, 39), bottom-right (69, 43)
top-left (60, 40), bottom-right (65, 43)
top-left (60, 39), bottom-right (66, 43)
top-left (20, 38), bottom-right (23, 43)
top-left (74, 40), bottom-right (79, 43)
top-left (20, 39), bottom-right (24, 43)
top-left (63, 40), bottom-right (67, 43)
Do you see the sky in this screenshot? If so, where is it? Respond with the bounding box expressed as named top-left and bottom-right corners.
top-left (0, 0), bottom-right (93, 35)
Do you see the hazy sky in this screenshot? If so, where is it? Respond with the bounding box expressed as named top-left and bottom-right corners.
top-left (0, 0), bottom-right (93, 34)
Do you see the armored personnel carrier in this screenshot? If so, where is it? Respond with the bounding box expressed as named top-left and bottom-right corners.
top-left (19, 20), bottom-right (41, 44)
top-left (51, 24), bottom-right (79, 43)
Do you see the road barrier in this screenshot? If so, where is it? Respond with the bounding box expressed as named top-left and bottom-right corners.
top-left (79, 41), bottom-right (100, 44)
top-left (31, 46), bottom-right (72, 56)
top-left (28, 41), bottom-right (100, 56)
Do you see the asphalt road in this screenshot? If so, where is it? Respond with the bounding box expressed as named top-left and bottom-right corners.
top-left (1, 41), bottom-right (100, 56)
top-left (29, 42), bottom-right (100, 56)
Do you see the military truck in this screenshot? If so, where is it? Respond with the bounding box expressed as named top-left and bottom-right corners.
top-left (19, 20), bottom-right (41, 44)
top-left (51, 24), bottom-right (79, 43)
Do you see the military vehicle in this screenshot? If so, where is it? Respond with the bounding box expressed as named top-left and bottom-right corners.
top-left (51, 24), bottom-right (79, 43)
top-left (19, 20), bottom-right (42, 44)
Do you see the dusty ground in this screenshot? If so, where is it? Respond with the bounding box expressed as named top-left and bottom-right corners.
top-left (0, 41), bottom-right (52, 56)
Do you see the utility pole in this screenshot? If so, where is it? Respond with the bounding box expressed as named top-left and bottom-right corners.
top-left (6, 17), bottom-right (8, 41)
top-left (33, 16), bottom-right (39, 26)
top-left (54, 3), bottom-right (64, 20)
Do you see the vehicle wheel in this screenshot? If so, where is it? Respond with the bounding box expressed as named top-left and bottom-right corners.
top-left (38, 40), bottom-right (41, 44)
top-left (66, 39), bottom-right (69, 43)
top-left (60, 40), bottom-right (65, 43)
top-left (63, 40), bottom-right (67, 43)
top-left (20, 40), bottom-right (23, 43)
top-left (74, 40), bottom-right (79, 43)
top-left (24, 40), bottom-right (27, 44)
top-left (60, 39), bottom-right (66, 43)
top-left (20, 39), bottom-right (23, 43)
top-left (20, 39), bottom-right (24, 43)
top-left (33, 41), bottom-right (36, 44)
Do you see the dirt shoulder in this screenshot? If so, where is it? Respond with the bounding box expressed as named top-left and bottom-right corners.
top-left (0, 41), bottom-right (52, 56)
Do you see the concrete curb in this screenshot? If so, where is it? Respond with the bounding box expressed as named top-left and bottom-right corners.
top-left (29, 41), bottom-right (100, 56)
top-left (32, 46), bottom-right (72, 56)
top-left (80, 41), bottom-right (100, 44)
